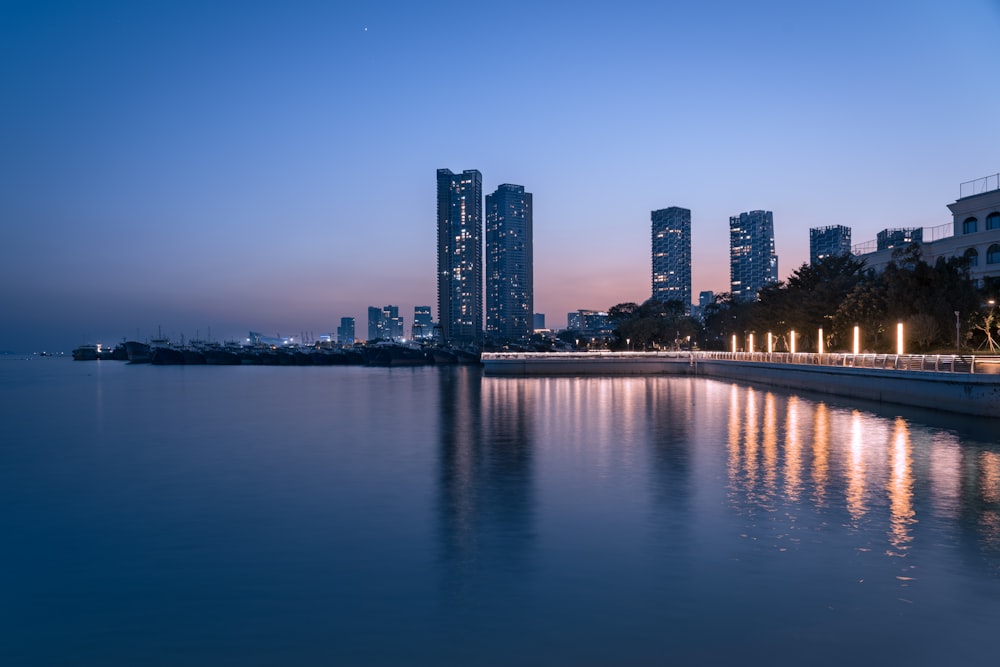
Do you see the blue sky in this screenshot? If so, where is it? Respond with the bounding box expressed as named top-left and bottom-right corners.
top-left (2, 0), bottom-right (999, 351)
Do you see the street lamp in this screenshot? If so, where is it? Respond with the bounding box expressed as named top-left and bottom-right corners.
top-left (790, 330), bottom-right (796, 354)
top-left (627, 337), bottom-right (631, 352)
top-left (955, 311), bottom-right (960, 353)
top-left (748, 333), bottom-right (754, 353)
top-left (818, 327), bottom-right (824, 355)
top-left (853, 325), bottom-right (860, 355)
top-left (767, 332), bottom-right (773, 354)
top-left (897, 322), bottom-right (905, 356)
top-left (731, 334), bottom-right (737, 354)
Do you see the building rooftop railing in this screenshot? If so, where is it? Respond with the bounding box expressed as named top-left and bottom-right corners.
top-left (960, 173), bottom-right (1000, 199)
top-left (852, 221), bottom-right (953, 256)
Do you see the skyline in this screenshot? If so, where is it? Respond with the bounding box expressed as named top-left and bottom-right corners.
top-left (3, 1), bottom-right (1000, 352)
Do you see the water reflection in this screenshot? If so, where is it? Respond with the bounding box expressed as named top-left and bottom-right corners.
top-left (887, 418), bottom-right (915, 557)
top-left (720, 382), bottom-right (1000, 570)
top-left (845, 410), bottom-right (867, 523)
top-left (436, 371), bottom-right (1000, 593)
top-left (436, 368), bottom-right (535, 588)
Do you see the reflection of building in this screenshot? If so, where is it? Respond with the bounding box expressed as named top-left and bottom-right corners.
top-left (437, 369), bottom-right (534, 576)
top-left (651, 207), bottom-right (691, 311)
top-left (853, 174), bottom-right (1000, 286)
top-left (337, 317), bottom-right (355, 345)
top-left (437, 168), bottom-right (483, 344)
top-left (367, 305), bottom-right (403, 341)
top-left (809, 225), bottom-right (852, 264)
top-left (486, 183), bottom-right (533, 342)
top-left (413, 306), bottom-right (432, 340)
top-left (730, 210), bottom-right (778, 300)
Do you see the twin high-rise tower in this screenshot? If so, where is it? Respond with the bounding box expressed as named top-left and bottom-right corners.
top-left (436, 168), bottom-right (533, 344)
top-left (729, 210), bottom-right (778, 301)
top-left (652, 206), bottom-right (778, 308)
top-left (651, 207), bottom-right (692, 309)
top-left (486, 184), bottom-right (533, 341)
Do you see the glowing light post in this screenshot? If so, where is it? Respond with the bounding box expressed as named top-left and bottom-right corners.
top-left (853, 325), bottom-right (860, 356)
top-left (818, 327), bottom-right (824, 355)
top-left (897, 322), bottom-right (905, 356)
top-left (767, 332), bottom-right (773, 354)
top-left (732, 334), bottom-right (738, 354)
top-left (790, 330), bottom-right (796, 355)
top-left (626, 338), bottom-right (631, 352)
top-left (748, 333), bottom-right (754, 353)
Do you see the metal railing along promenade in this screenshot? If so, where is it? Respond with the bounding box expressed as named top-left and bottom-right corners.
top-left (483, 351), bottom-right (1000, 374)
top-left (696, 351), bottom-right (1000, 374)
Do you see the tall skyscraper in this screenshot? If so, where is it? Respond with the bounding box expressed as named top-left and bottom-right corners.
top-left (437, 168), bottom-right (483, 344)
top-left (730, 210), bottom-right (778, 300)
top-left (651, 207), bottom-right (691, 311)
top-left (337, 317), bottom-right (355, 345)
top-left (486, 183), bottom-right (533, 341)
top-left (809, 225), bottom-right (852, 264)
top-left (412, 306), bottom-right (432, 340)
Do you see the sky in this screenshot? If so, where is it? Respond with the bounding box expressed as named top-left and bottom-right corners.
top-left (2, 0), bottom-right (999, 352)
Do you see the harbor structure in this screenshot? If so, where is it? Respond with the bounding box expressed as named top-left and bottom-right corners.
top-left (730, 210), bottom-right (778, 300)
top-left (437, 168), bottom-right (483, 345)
top-left (485, 183), bottom-right (533, 342)
top-left (809, 225), bottom-right (852, 264)
top-left (651, 206), bottom-right (691, 311)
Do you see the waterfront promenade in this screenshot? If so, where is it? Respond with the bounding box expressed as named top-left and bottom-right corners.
top-left (481, 351), bottom-right (1000, 417)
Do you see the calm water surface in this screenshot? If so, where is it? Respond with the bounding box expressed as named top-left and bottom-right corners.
top-left (2, 358), bottom-right (999, 666)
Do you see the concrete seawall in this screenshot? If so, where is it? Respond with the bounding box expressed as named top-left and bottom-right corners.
top-left (481, 352), bottom-right (1000, 418)
top-left (692, 358), bottom-right (1000, 418)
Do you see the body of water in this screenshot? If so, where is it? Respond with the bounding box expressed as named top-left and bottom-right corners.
top-left (2, 358), bottom-right (999, 665)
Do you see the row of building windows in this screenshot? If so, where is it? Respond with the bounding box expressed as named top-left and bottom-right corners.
top-left (962, 212), bottom-right (1000, 234)
top-left (965, 244), bottom-right (1000, 265)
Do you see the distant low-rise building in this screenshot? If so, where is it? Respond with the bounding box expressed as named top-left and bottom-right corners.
top-left (368, 305), bottom-right (403, 341)
top-left (412, 306), bottom-right (432, 340)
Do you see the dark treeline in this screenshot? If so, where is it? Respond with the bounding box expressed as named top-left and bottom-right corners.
top-left (599, 247), bottom-right (1000, 354)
